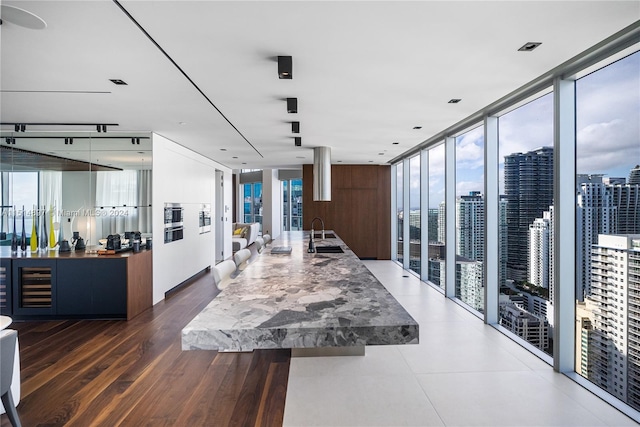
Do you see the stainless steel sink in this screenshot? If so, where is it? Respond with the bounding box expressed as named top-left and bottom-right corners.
top-left (315, 245), bottom-right (344, 254)
top-left (313, 233), bottom-right (336, 239)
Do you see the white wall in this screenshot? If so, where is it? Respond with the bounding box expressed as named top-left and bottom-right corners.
top-left (152, 133), bottom-right (232, 304)
top-left (262, 169), bottom-right (282, 239)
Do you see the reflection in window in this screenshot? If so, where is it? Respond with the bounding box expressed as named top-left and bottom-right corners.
top-left (409, 155), bottom-right (421, 275)
top-left (1, 172), bottom-right (38, 241)
top-left (575, 51), bottom-right (640, 410)
top-left (498, 92), bottom-right (554, 355)
top-left (242, 182), bottom-right (263, 231)
top-left (283, 178), bottom-right (303, 231)
top-left (428, 144), bottom-right (445, 290)
top-left (455, 127), bottom-right (485, 313)
top-left (396, 163), bottom-right (404, 264)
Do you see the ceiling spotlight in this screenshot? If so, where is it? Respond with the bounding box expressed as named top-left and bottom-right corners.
top-left (413, 126), bottom-right (422, 130)
top-left (292, 121), bottom-right (300, 133)
top-left (64, 137), bottom-right (73, 145)
top-left (448, 99), bottom-right (462, 104)
top-left (109, 79), bottom-right (128, 85)
top-left (518, 42), bottom-right (542, 52)
top-left (294, 137), bottom-right (301, 147)
top-left (20, 124), bottom-right (26, 132)
top-left (5, 137), bottom-right (15, 145)
top-left (131, 138), bottom-right (141, 145)
top-left (392, 142), bottom-right (399, 145)
top-left (278, 56), bottom-right (292, 79)
top-left (287, 98), bottom-right (297, 113)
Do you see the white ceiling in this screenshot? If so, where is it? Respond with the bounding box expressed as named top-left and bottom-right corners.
top-left (1, 1), bottom-right (638, 170)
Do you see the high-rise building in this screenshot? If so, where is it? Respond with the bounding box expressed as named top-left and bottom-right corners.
top-left (456, 191), bottom-right (484, 261)
top-left (576, 171), bottom-right (640, 300)
top-left (528, 209), bottom-right (552, 290)
top-left (611, 184), bottom-right (640, 235)
top-left (438, 201), bottom-right (446, 244)
top-left (629, 165), bottom-right (640, 185)
top-left (499, 302), bottom-right (550, 352)
top-left (428, 208), bottom-right (439, 243)
top-left (582, 234), bottom-right (640, 410)
top-left (504, 147), bottom-right (554, 282)
top-left (576, 175), bottom-right (616, 300)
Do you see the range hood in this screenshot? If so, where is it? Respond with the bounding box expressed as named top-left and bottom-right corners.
top-left (313, 146), bottom-right (331, 201)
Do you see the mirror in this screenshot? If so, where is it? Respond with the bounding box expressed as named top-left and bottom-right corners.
top-left (0, 131), bottom-right (152, 252)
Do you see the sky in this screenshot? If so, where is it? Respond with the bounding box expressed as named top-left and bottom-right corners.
top-left (406, 50), bottom-right (639, 210)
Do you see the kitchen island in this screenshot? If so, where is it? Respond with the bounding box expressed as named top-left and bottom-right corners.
top-left (182, 231), bottom-right (418, 354)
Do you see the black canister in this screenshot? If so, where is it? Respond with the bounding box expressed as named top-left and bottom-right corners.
top-left (145, 238), bottom-right (152, 250)
top-left (133, 240), bottom-right (141, 253)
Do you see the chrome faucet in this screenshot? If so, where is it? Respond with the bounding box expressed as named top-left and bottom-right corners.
top-left (308, 217), bottom-right (325, 253)
top-left (311, 217), bottom-right (325, 240)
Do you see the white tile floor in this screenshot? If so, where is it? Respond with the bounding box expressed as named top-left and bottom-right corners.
top-left (282, 261), bottom-right (638, 427)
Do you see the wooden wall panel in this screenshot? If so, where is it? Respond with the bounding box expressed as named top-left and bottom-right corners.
top-left (303, 164), bottom-right (391, 260)
top-left (351, 166), bottom-right (378, 189)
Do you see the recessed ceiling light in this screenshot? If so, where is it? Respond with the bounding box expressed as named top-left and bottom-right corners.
top-left (448, 99), bottom-right (461, 104)
top-left (232, 156), bottom-right (238, 159)
top-left (392, 142), bottom-right (399, 145)
top-left (296, 156), bottom-right (305, 159)
top-left (378, 153), bottom-right (384, 155)
top-left (109, 79), bottom-right (127, 85)
top-left (242, 162), bottom-right (247, 165)
top-left (518, 42), bottom-right (542, 52)
top-left (220, 148), bottom-right (227, 151)
top-left (369, 160), bottom-right (374, 163)
top-left (137, 151), bottom-right (144, 154)
top-left (278, 56), bottom-right (293, 79)
top-left (413, 126), bottom-right (422, 129)
top-left (292, 121), bottom-right (300, 133)
top-left (179, 121), bottom-right (187, 125)
top-left (337, 160), bottom-right (343, 163)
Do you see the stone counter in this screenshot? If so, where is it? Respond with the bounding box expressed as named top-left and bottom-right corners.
top-left (182, 231), bottom-right (418, 352)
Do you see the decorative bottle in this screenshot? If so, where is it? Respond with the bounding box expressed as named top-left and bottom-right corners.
top-left (10, 206), bottom-right (18, 253)
top-left (39, 207), bottom-right (48, 251)
top-left (30, 206), bottom-right (38, 252)
top-left (49, 205), bottom-right (57, 250)
top-left (20, 205), bottom-right (27, 251)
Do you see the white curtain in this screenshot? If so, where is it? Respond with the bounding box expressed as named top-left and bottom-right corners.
top-left (39, 171), bottom-right (62, 243)
top-left (95, 170), bottom-right (152, 236)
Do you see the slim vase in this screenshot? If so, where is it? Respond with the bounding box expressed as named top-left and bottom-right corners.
top-left (10, 206), bottom-right (18, 253)
top-left (39, 207), bottom-right (48, 251)
top-left (30, 206), bottom-right (38, 252)
top-left (20, 205), bottom-right (27, 251)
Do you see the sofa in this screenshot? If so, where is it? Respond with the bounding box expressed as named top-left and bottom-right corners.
top-left (232, 222), bottom-right (260, 252)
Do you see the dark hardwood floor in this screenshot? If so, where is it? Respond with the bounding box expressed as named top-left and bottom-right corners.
top-left (0, 269), bottom-right (291, 427)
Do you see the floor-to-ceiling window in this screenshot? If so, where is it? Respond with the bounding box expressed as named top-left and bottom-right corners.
top-left (498, 92), bottom-right (554, 356)
top-left (243, 182), bottom-right (263, 230)
top-left (575, 50), bottom-right (640, 411)
top-left (283, 178), bottom-right (303, 231)
top-left (396, 163), bottom-right (404, 265)
top-left (409, 154), bottom-right (421, 275)
top-left (389, 32), bottom-right (639, 421)
top-left (428, 143), bottom-right (445, 290)
top-left (455, 126), bottom-right (485, 313)
top-left (1, 172), bottom-right (38, 239)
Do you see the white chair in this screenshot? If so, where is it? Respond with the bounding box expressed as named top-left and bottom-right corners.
top-left (233, 248), bottom-right (251, 270)
top-left (213, 260), bottom-right (236, 290)
top-left (255, 236), bottom-right (265, 253)
top-left (1, 329), bottom-right (21, 427)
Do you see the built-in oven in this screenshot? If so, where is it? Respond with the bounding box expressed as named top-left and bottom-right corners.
top-left (164, 203), bottom-right (184, 243)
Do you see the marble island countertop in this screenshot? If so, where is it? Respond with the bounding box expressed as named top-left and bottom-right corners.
top-left (182, 231), bottom-right (418, 352)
